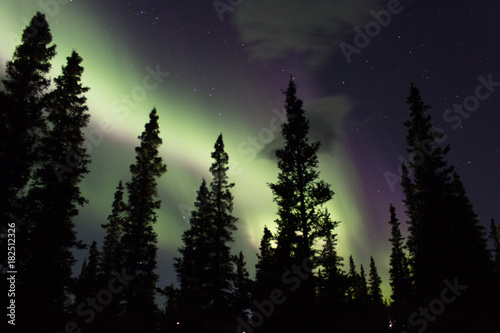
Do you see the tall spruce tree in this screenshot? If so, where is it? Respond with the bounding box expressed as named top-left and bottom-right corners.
top-left (174, 135), bottom-right (239, 332)
top-left (269, 76), bottom-right (335, 297)
top-left (19, 50), bottom-right (90, 332)
top-left (121, 108), bottom-right (167, 332)
top-left (174, 179), bottom-right (212, 330)
top-left (206, 133), bottom-right (238, 329)
top-left (0, 15), bottom-right (56, 317)
top-left (265, 76), bottom-right (336, 332)
top-left (387, 203), bottom-right (412, 329)
top-left (0, 12), bottom-right (56, 225)
top-left (401, 83), bottom-right (495, 331)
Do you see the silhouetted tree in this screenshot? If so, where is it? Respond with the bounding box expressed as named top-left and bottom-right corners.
top-left (77, 241), bottom-right (100, 301)
top-left (359, 264), bottom-right (368, 302)
top-left (121, 108), bottom-right (167, 333)
top-left (368, 256), bottom-right (387, 333)
top-left (254, 226), bottom-right (276, 299)
top-left (347, 255), bottom-right (358, 301)
top-left (206, 133), bottom-right (239, 331)
top-left (368, 256), bottom-right (383, 304)
top-left (0, 15), bottom-right (56, 327)
top-left (270, 76), bottom-right (334, 263)
top-left (174, 179), bottom-right (212, 331)
top-left (99, 181), bottom-right (127, 332)
top-left (101, 181), bottom-right (126, 278)
top-left (267, 77), bottom-right (335, 332)
top-left (316, 215), bottom-right (346, 331)
top-left (401, 83), bottom-right (495, 331)
top-left (174, 133), bottom-right (240, 333)
top-left (233, 251), bottom-right (252, 318)
top-left (0, 12), bottom-right (56, 228)
top-left (387, 203), bottom-right (412, 329)
top-left (345, 255), bottom-right (372, 332)
top-left (19, 50), bottom-right (90, 332)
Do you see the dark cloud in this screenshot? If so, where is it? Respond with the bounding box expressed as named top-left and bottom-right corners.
top-left (306, 94), bottom-right (352, 150)
top-left (234, 0), bottom-right (384, 68)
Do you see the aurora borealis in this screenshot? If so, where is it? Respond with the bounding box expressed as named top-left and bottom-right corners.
top-left (2, 0), bottom-right (500, 299)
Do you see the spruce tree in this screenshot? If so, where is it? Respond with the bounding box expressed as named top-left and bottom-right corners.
top-left (359, 264), bottom-right (368, 302)
top-left (77, 241), bottom-right (100, 302)
top-left (316, 219), bottom-right (346, 332)
top-left (174, 179), bottom-right (212, 330)
top-left (265, 77), bottom-right (336, 332)
top-left (347, 255), bottom-right (358, 301)
top-left (269, 76), bottom-right (335, 301)
top-left (447, 171), bottom-right (491, 280)
top-left (254, 226), bottom-right (277, 300)
top-left (233, 251), bottom-right (252, 318)
top-left (0, 12), bottom-right (56, 224)
top-left (346, 255), bottom-right (371, 332)
top-left (0, 15), bottom-right (56, 318)
top-left (368, 256), bottom-right (386, 333)
top-left (99, 181), bottom-right (127, 331)
top-left (18, 50), bottom-right (90, 332)
top-left (174, 135), bottom-right (239, 332)
top-left (206, 133), bottom-right (238, 329)
top-left (401, 83), bottom-right (495, 331)
top-left (368, 256), bottom-right (383, 304)
top-left (101, 181), bottom-right (127, 278)
top-left (121, 108), bottom-right (167, 332)
top-left (402, 83), bottom-right (458, 297)
top-left (317, 213), bottom-right (345, 303)
top-left (387, 203), bottom-right (412, 329)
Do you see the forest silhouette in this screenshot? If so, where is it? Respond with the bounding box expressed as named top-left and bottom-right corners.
top-left (1, 12), bottom-right (500, 333)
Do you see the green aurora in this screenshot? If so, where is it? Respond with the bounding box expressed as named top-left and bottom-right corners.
top-left (0, 2), bottom-right (392, 296)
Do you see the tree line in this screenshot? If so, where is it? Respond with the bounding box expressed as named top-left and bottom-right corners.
top-left (1, 12), bottom-right (499, 333)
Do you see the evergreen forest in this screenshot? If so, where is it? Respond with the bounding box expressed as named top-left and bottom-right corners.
top-left (1, 12), bottom-right (500, 333)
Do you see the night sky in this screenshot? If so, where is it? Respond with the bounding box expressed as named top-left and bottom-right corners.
top-left (2, 0), bottom-right (499, 297)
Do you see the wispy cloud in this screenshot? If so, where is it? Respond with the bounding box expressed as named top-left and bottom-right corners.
top-left (234, 0), bottom-right (383, 68)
